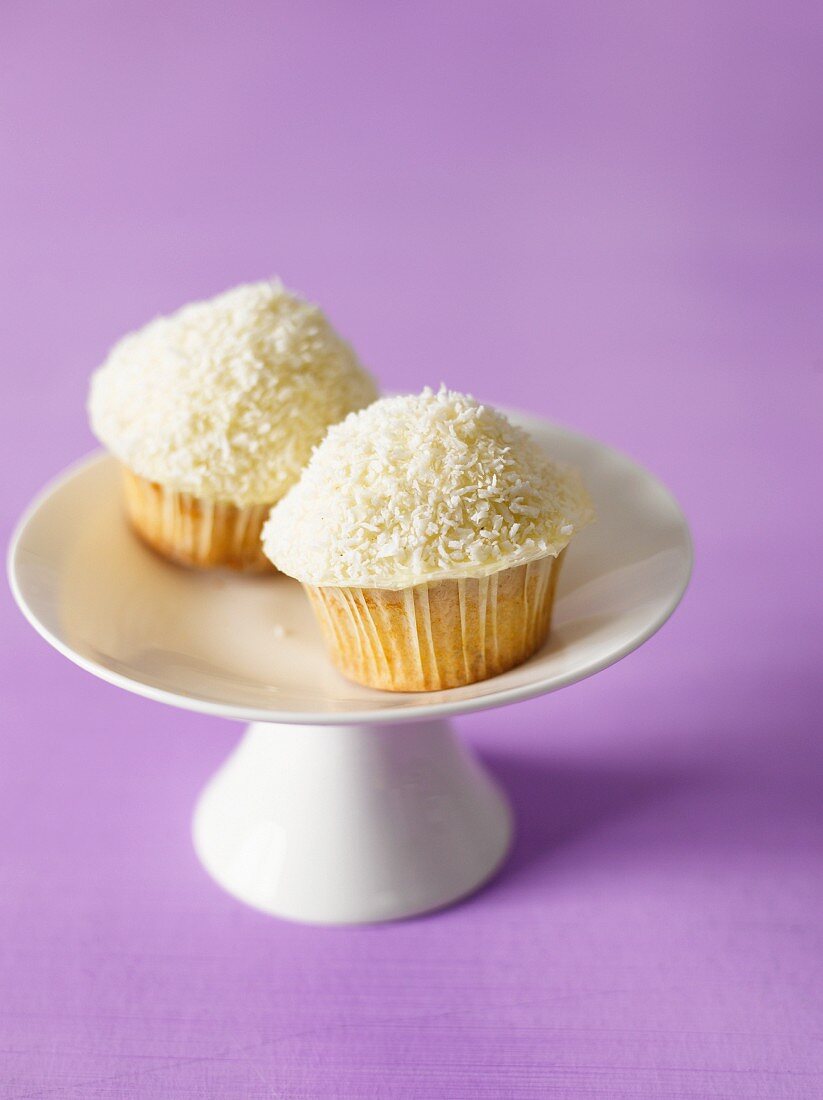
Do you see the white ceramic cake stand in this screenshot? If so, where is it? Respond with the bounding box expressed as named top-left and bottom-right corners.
top-left (8, 413), bottom-right (692, 924)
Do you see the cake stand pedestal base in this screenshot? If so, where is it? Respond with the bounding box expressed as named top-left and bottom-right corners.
top-left (192, 718), bottom-right (513, 924)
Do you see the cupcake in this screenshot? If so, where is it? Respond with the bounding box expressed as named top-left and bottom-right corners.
top-left (262, 387), bottom-right (593, 691)
top-left (88, 280), bottom-right (377, 571)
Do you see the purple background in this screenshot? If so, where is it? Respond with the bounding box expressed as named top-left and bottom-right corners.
top-left (2, 2), bottom-right (822, 1096)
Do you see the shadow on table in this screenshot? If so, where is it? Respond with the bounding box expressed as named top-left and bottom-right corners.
top-left (479, 748), bottom-right (696, 893)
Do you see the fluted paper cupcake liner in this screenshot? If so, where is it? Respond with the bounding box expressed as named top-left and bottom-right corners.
top-left (305, 552), bottom-right (564, 692)
top-left (121, 467), bottom-right (274, 572)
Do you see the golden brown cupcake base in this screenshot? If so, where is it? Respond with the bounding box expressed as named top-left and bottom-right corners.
top-left (305, 552), bottom-right (564, 692)
top-left (121, 468), bottom-right (274, 572)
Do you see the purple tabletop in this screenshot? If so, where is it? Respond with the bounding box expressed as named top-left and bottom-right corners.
top-left (2, 3), bottom-right (821, 1097)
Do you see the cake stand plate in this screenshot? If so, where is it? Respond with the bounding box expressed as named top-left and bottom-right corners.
top-left (8, 412), bottom-right (692, 924)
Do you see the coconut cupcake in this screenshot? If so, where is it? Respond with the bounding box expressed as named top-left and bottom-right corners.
top-left (88, 280), bottom-right (377, 571)
top-left (262, 387), bottom-right (593, 691)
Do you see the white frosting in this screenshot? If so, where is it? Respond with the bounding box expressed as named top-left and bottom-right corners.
top-left (263, 387), bottom-right (594, 589)
top-left (88, 280), bottom-right (378, 506)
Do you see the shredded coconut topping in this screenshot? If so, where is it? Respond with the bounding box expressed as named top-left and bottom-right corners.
top-left (263, 387), bottom-right (594, 588)
top-left (88, 280), bottom-right (378, 505)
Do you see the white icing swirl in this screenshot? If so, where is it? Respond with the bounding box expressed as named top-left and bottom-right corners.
top-left (89, 280), bottom-right (378, 505)
top-left (263, 386), bottom-right (594, 588)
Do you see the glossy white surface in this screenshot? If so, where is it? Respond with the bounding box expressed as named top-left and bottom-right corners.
top-left (8, 414), bottom-right (692, 725)
top-left (8, 412), bottom-right (692, 923)
top-left (193, 720), bottom-right (512, 923)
